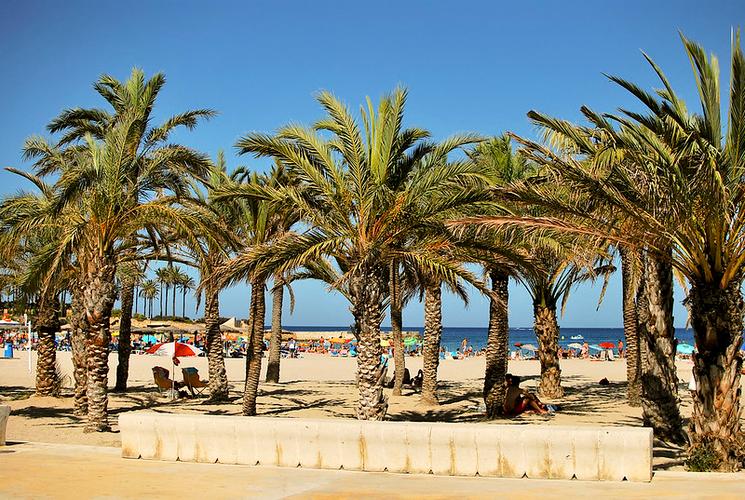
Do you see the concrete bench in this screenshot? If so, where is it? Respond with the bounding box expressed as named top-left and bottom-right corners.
top-left (119, 412), bottom-right (653, 481)
top-left (0, 405), bottom-right (9, 445)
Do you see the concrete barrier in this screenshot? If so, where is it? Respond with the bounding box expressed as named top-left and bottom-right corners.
top-left (0, 405), bottom-right (9, 445)
top-left (119, 412), bottom-right (653, 482)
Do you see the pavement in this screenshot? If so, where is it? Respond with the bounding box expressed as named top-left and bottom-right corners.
top-left (1, 441), bottom-right (743, 499)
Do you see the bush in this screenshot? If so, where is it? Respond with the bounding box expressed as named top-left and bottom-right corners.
top-left (686, 442), bottom-right (722, 472)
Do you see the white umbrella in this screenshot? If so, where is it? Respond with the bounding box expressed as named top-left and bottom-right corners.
top-left (520, 344), bottom-right (537, 351)
top-left (567, 342), bottom-right (583, 349)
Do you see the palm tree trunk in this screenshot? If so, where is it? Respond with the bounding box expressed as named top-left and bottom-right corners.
top-left (390, 265), bottom-right (405, 396)
top-left (182, 289), bottom-right (186, 318)
top-left (204, 282), bottom-right (229, 401)
top-left (620, 247), bottom-right (642, 406)
top-left (159, 283), bottom-right (163, 317)
top-left (637, 250), bottom-right (685, 444)
top-left (242, 278), bottom-right (265, 415)
top-left (82, 254), bottom-right (117, 432)
top-left (421, 281), bottom-right (443, 406)
top-left (265, 279), bottom-right (283, 383)
top-left (34, 293), bottom-right (61, 396)
top-left (350, 267), bottom-right (387, 420)
top-left (484, 269), bottom-right (509, 418)
top-left (534, 301), bottom-right (563, 399)
top-left (172, 284), bottom-right (176, 320)
top-left (688, 280), bottom-right (744, 470)
top-left (114, 277), bottom-right (135, 392)
top-left (70, 290), bottom-right (88, 416)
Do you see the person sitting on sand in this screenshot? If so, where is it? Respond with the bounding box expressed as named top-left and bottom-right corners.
top-left (503, 374), bottom-right (549, 416)
top-left (412, 369), bottom-right (423, 389)
top-left (580, 342), bottom-right (589, 359)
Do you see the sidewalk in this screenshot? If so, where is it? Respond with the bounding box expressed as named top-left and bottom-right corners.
top-left (1, 441), bottom-right (743, 499)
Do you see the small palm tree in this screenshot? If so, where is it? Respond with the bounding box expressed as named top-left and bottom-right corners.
top-left (0, 169), bottom-right (69, 397)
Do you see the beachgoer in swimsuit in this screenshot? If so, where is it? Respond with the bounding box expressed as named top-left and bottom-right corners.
top-left (502, 374), bottom-right (549, 415)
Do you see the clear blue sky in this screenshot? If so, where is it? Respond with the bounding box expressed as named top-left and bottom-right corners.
top-left (1, 1), bottom-right (742, 327)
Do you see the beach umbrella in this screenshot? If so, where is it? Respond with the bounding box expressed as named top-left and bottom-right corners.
top-left (380, 339), bottom-right (391, 347)
top-left (147, 341), bottom-right (203, 399)
top-left (677, 343), bottom-right (695, 355)
top-left (520, 344), bottom-right (537, 351)
top-left (514, 342), bottom-right (523, 347)
top-left (589, 344), bottom-right (603, 351)
top-left (598, 342), bottom-right (616, 349)
top-left (567, 342), bottom-right (583, 349)
top-left (403, 337), bottom-right (418, 346)
top-left (147, 341), bottom-right (202, 357)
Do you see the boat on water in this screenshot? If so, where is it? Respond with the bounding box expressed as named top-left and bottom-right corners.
top-left (570, 335), bottom-right (584, 340)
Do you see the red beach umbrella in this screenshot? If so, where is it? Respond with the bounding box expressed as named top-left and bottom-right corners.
top-left (147, 341), bottom-right (202, 357)
top-left (598, 342), bottom-right (616, 349)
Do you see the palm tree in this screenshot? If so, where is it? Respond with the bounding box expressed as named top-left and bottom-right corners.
top-left (156, 267), bottom-right (169, 317)
top-left (17, 68), bottom-right (218, 431)
top-left (114, 261), bottom-right (144, 392)
top-left (214, 88), bottom-right (481, 419)
top-left (225, 166), bottom-right (296, 414)
top-left (466, 136), bottom-right (533, 416)
top-left (178, 272), bottom-right (195, 319)
top-left (167, 266), bottom-right (181, 319)
top-left (521, 247), bottom-right (612, 398)
top-left (185, 151), bottom-right (243, 401)
top-left (69, 283), bottom-right (89, 415)
top-left (619, 247), bottom-right (642, 406)
top-left (139, 280), bottom-right (158, 319)
top-left (0, 169), bottom-right (68, 397)
top-left (491, 33), bottom-right (744, 467)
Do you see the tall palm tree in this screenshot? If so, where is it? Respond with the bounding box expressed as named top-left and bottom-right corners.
top-left (166, 266), bottom-right (181, 319)
top-left (619, 247), bottom-right (642, 406)
top-left (214, 88), bottom-right (481, 419)
top-left (227, 167), bottom-right (296, 414)
top-left (114, 261), bottom-right (144, 392)
top-left (466, 136), bottom-right (533, 416)
top-left (488, 33), bottom-right (744, 467)
top-left (17, 68), bottom-right (218, 431)
top-left (156, 267), bottom-right (171, 317)
top-left (186, 151), bottom-right (243, 401)
top-left (178, 273), bottom-right (195, 319)
top-left (139, 280), bottom-right (158, 319)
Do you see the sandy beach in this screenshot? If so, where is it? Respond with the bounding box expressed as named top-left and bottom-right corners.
top-left (4, 349), bottom-right (736, 470)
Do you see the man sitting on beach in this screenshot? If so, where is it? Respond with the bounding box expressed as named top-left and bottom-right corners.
top-left (503, 374), bottom-right (549, 416)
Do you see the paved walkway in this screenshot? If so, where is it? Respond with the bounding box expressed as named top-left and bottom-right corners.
top-left (1, 441), bottom-right (743, 499)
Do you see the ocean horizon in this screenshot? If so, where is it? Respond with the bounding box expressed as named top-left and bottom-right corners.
top-left (279, 325), bottom-right (696, 352)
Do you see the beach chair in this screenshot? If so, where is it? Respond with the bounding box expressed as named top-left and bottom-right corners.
top-left (181, 367), bottom-right (209, 396)
top-left (152, 366), bottom-right (182, 394)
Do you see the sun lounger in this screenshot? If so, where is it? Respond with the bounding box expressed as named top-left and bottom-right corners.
top-left (181, 367), bottom-right (208, 397)
top-left (152, 366), bottom-right (182, 394)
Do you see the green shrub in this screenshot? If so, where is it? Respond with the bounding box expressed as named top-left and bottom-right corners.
top-left (686, 442), bottom-right (722, 472)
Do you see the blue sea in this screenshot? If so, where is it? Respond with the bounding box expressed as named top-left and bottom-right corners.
top-left (281, 326), bottom-right (696, 352)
